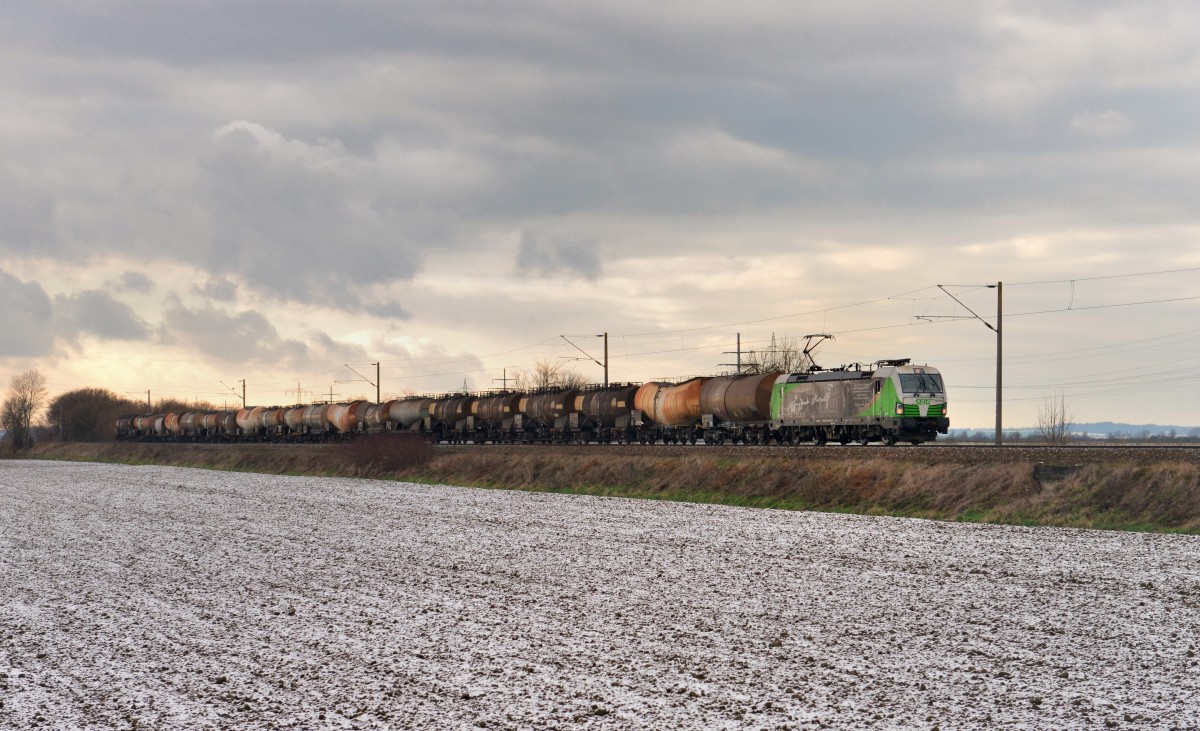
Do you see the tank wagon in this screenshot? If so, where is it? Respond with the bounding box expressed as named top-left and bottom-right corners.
top-left (573, 384), bottom-right (642, 443)
top-left (116, 360), bottom-right (948, 446)
top-left (696, 372), bottom-right (781, 445)
top-left (473, 392), bottom-right (523, 437)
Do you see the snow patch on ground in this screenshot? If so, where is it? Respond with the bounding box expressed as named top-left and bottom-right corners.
top-left (2, 461), bottom-right (1199, 729)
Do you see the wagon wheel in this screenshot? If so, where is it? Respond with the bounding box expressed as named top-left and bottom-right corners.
top-left (882, 433), bottom-right (898, 446)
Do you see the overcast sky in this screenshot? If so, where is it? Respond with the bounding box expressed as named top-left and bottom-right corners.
top-left (3, 1), bottom-right (1199, 429)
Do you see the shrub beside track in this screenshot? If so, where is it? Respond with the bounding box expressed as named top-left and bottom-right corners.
top-left (18, 441), bottom-right (1200, 534)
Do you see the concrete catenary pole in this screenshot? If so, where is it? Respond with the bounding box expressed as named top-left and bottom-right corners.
top-left (936, 282), bottom-right (1003, 445)
top-left (603, 332), bottom-right (608, 388)
top-left (995, 282), bottom-right (1003, 446)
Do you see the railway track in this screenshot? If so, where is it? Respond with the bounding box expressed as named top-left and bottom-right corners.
top-left (64, 440), bottom-right (1200, 466)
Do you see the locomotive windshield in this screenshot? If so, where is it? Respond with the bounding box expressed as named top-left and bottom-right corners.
top-left (899, 372), bottom-right (944, 394)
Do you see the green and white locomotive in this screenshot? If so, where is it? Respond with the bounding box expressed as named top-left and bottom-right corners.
top-left (771, 359), bottom-right (948, 445)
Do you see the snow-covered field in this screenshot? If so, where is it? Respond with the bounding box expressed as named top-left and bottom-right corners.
top-left (2, 461), bottom-right (1199, 730)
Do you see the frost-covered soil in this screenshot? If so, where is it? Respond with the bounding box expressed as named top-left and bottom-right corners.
top-left (2, 462), bottom-right (1199, 730)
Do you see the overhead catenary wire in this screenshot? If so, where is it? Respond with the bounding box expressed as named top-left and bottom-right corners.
top-left (1004, 265), bottom-right (1200, 287)
top-left (933, 324), bottom-right (1200, 365)
top-left (604, 285), bottom-right (944, 339)
top-left (953, 371), bottom-right (1200, 403)
top-left (954, 355), bottom-right (1200, 390)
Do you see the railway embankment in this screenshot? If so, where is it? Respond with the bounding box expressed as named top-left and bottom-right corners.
top-left (16, 439), bottom-right (1200, 534)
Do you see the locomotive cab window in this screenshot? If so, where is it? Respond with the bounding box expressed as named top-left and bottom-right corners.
top-left (899, 373), bottom-right (944, 394)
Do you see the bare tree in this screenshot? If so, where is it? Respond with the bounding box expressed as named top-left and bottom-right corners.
top-left (153, 397), bottom-right (218, 414)
top-left (742, 333), bottom-right (829, 374)
top-left (2, 369), bottom-right (49, 450)
top-left (1036, 392), bottom-right (1074, 445)
top-left (511, 359), bottom-right (588, 390)
top-left (744, 334), bottom-right (799, 374)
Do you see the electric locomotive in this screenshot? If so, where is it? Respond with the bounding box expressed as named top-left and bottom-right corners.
top-left (772, 359), bottom-right (948, 445)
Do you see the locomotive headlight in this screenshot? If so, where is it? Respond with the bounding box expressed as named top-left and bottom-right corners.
top-left (942, 403), bottom-right (947, 416)
top-left (895, 402), bottom-right (905, 416)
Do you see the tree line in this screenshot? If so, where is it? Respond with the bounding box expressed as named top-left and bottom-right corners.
top-left (1, 369), bottom-right (227, 450)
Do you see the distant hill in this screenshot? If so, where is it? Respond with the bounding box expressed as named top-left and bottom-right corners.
top-left (948, 422), bottom-right (1200, 439)
top-left (1071, 422), bottom-right (1200, 438)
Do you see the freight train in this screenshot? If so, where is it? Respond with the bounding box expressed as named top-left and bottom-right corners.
top-left (116, 359), bottom-right (948, 446)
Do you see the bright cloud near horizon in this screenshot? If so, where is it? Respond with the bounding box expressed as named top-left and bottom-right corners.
top-left (3, 1), bottom-right (1199, 429)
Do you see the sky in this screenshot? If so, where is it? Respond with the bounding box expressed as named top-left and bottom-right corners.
top-left (2, 1), bottom-right (1199, 429)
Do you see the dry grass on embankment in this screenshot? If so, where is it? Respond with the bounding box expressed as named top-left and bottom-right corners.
top-left (15, 438), bottom-right (1200, 534)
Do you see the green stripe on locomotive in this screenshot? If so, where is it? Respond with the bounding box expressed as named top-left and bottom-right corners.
top-left (860, 372), bottom-right (899, 419)
top-left (900, 403), bottom-right (946, 417)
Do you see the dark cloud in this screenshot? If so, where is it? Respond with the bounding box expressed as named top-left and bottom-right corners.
top-left (1, 3), bottom-right (980, 83)
top-left (0, 176), bottom-right (56, 254)
top-left (515, 231), bottom-right (602, 281)
top-left (305, 330), bottom-right (372, 363)
top-left (110, 271), bottom-right (155, 294)
top-left (5, 1), bottom-right (1199, 295)
top-left (360, 301), bottom-right (412, 320)
top-left (1, 2), bottom-right (416, 64)
top-left (0, 270), bottom-right (54, 357)
top-left (54, 290), bottom-right (151, 341)
top-left (160, 296), bottom-right (309, 362)
top-left (192, 277), bottom-right (237, 301)
top-left (159, 296), bottom-right (377, 367)
top-left (198, 122), bottom-right (426, 305)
